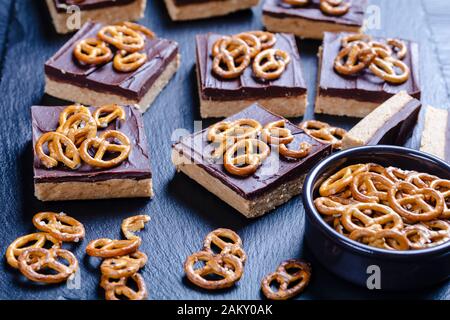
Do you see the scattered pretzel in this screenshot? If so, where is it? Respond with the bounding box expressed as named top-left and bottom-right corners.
top-left (279, 142), bottom-right (312, 159)
top-left (113, 50), bottom-right (147, 72)
top-left (73, 38), bottom-right (113, 65)
top-left (261, 259), bottom-right (311, 300)
top-left (121, 215), bottom-right (151, 240)
top-left (98, 25), bottom-right (145, 52)
top-left (341, 203), bottom-right (403, 233)
top-left (32, 212), bottom-right (85, 242)
top-left (300, 120), bottom-right (347, 150)
top-left (86, 237), bottom-right (141, 258)
top-left (93, 104), bottom-right (126, 128)
top-left (253, 49), bottom-right (291, 80)
top-left (35, 132), bottom-right (81, 170)
top-left (224, 138), bottom-right (270, 176)
top-left (320, 0), bottom-right (351, 16)
top-left (101, 273), bottom-right (148, 300)
top-left (100, 251), bottom-right (147, 279)
top-left (203, 228), bottom-right (246, 264)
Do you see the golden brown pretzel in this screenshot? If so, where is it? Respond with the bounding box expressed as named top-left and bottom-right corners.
top-left (79, 130), bottom-right (131, 168)
top-left (35, 132), bottom-right (81, 170)
top-left (235, 33), bottom-right (262, 58)
top-left (319, 164), bottom-right (368, 196)
top-left (406, 172), bottom-right (439, 188)
top-left (56, 112), bottom-right (97, 146)
top-left (300, 120), bottom-right (347, 150)
top-left (341, 33), bottom-right (372, 48)
top-left (116, 21), bottom-right (155, 39)
top-left (100, 251), bottom-right (147, 279)
top-left (350, 172), bottom-right (395, 203)
top-left (101, 273), bottom-right (148, 300)
top-left (402, 224), bottom-right (433, 250)
top-left (32, 212), bottom-right (85, 242)
top-left (279, 142), bottom-right (312, 159)
top-left (369, 49), bottom-right (410, 84)
top-left (58, 105), bottom-right (91, 128)
top-left (282, 0), bottom-right (310, 6)
top-left (247, 31), bottom-right (277, 50)
top-left (98, 25), bottom-right (145, 52)
top-left (113, 50), bottom-right (147, 72)
top-left (349, 229), bottom-right (409, 251)
top-left (212, 37), bottom-right (250, 79)
top-left (430, 179), bottom-right (450, 219)
top-left (383, 166), bottom-right (412, 182)
top-left (253, 49), bottom-right (291, 80)
top-left (73, 38), bottom-right (113, 65)
top-left (261, 120), bottom-right (294, 145)
top-left (224, 138), bottom-right (270, 176)
top-left (320, 0), bottom-right (351, 16)
top-left (341, 203), bottom-right (403, 233)
top-left (6, 233), bottom-right (61, 269)
top-left (387, 38), bottom-right (407, 60)
top-left (421, 220), bottom-right (450, 247)
top-left (184, 251), bottom-right (244, 290)
top-left (203, 228), bottom-right (246, 264)
top-left (334, 44), bottom-right (375, 75)
top-left (121, 215), bottom-right (151, 240)
top-left (18, 248), bottom-right (78, 283)
top-left (261, 259), bottom-right (311, 300)
top-left (314, 197), bottom-right (349, 216)
top-left (93, 104), bottom-right (126, 128)
top-left (86, 237), bottom-right (141, 258)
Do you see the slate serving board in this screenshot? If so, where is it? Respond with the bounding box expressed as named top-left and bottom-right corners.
top-left (0, 0), bottom-right (449, 300)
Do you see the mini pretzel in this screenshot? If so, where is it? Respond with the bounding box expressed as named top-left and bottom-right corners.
top-left (341, 34), bottom-right (372, 48)
top-left (350, 172), bottom-right (394, 203)
top-left (341, 203), bottom-right (403, 233)
top-left (403, 224), bottom-right (433, 250)
top-left (261, 259), bottom-right (311, 300)
top-left (93, 104), bottom-right (126, 128)
top-left (279, 142), bottom-right (312, 159)
top-left (98, 25), bottom-right (145, 52)
top-left (235, 33), bottom-right (262, 58)
top-left (319, 164), bottom-right (368, 196)
top-left (6, 233), bottom-right (61, 269)
top-left (369, 51), bottom-right (410, 84)
top-left (18, 248), bottom-right (78, 284)
top-left (224, 138), bottom-right (270, 176)
top-left (282, 0), bottom-right (310, 6)
top-left (334, 44), bottom-right (375, 75)
top-left (247, 31), bottom-right (277, 50)
top-left (35, 132), bottom-right (80, 170)
top-left (116, 21), bottom-right (155, 39)
top-left (421, 220), bottom-right (450, 247)
top-left (32, 212), bottom-right (85, 242)
top-left (261, 120), bottom-right (294, 145)
top-left (203, 228), bottom-right (246, 264)
top-left (101, 273), bottom-right (148, 300)
top-left (430, 179), bottom-right (450, 219)
top-left (212, 38), bottom-right (251, 79)
top-left (300, 120), bottom-right (347, 149)
top-left (79, 130), bottom-right (131, 168)
top-left (253, 49), bottom-right (291, 80)
top-left (184, 251), bottom-right (244, 290)
top-left (406, 172), bottom-right (439, 188)
top-left (349, 229), bottom-right (409, 251)
top-left (383, 166), bottom-right (412, 182)
top-left (100, 251), bottom-right (147, 279)
top-left (314, 197), bottom-right (349, 215)
top-left (58, 104), bottom-right (91, 128)
top-left (387, 38), bottom-right (407, 60)
top-left (73, 38), bottom-right (113, 65)
top-left (56, 112), bottom-right (97, 146)
top-left (121, 215), bottom-right (151, 240)
top-left (320, 0), bottom-right (351, 16)
top-left (113, 50), bottom-right (147, 72)
top-left (86, 237), bottom-right (141, 258)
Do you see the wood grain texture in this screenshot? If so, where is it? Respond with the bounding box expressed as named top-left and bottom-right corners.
top-left (0, 0), bottom-right (449, 300)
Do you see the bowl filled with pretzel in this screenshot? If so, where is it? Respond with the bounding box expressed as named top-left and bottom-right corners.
top-left (302, 146), bottom-right (450, 290)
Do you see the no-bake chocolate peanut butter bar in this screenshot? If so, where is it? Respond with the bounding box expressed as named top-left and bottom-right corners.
top-left (262, 0), bottom-right (367, 40)
top-left (172, 104), bottom-right (332, 218)
top-left (44, 21), bottom-right (180, 113)
top-left (196, 32), bottom-right (308, 118)
top-left (46, 0), bottom-right (147, 34)
top-left (32, 105), bottom-right (153, 201)
top-left (164, 0), bottom-right (260, 21)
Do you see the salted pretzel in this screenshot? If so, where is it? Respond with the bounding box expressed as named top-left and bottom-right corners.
top-left (388, 181), bottom-right (444, 222)
top-left (93, 104), bottom-right (126, 128)
top-left (280, 142), bottom-right (312, 159)
top-left (320, 0), bottom-right (351, 16)
top-left (282, 0), bottom-right (310, 6)
top-left (247, 31), bottom-right (277, 50)
top-left (235, 33), bottom-right (262, 58)
top-left (350, 172), bottom-right (395, 203)
top-left (421, 220), bottom-right (450, 247)
top-left (79, 130), bottom-right (131, 168)
top-left (57, 112), bottom-right (97, 146)
top-left (402, 224), bottom-right (434, 249)
top-left (18, 248), bottom-right (78, 284)
top-left (58, 104), bottom-right (91, 128)
top-left (387, 38), bottom-right (407, 60)
top-left (349, 229), bottom-right (409, 251)
top-left (253, 49), bottom-right (291, 80)
top-left (212, 38), bottom-right (251, 79)
top-left (261, 120), bottom-right (294, 145)
top-left (334, 44), bottom-right (375, 75)
top-left (369, 48), bottom-right (410, 84)
top-left (6, 233), bottom-right (61, 269)
top-left (300, 120), bottom-right (347, 149)
top-left (35, 132), bottom-right (81, 170)
top-left (341, 34), bottom-right (372, 48)
top-left (203, 228), bottom-right (246, 264)
top-left (184, 251), bottom-right (244, 290)
top-left (116, 21), bottom-right (155, 39)
top-left (261, 259), bottom-right (311, 300)
top-left (383, 166), bottom-right (412, 182)
top-left (98, 25), bottom-right (145, 52)
top-left (32, 212), bottom-right (85, 243)
top-left (101, 273), bottom-right (148, 300)
top-left (319, 164), bottom-right (368, 196)
top-left (368, 41), bottom-right (392, 56)
top-left (100, 251), bottom-right (147, 279)
top-left (73, 38), bottom-right (113, 65)
top-left (86, 237), bottom-right (141, 258)
top-left (121, 215), bottom-right (151, 240)
top-left (341, 203), bottom-right (403, 233)
top-left (430, 179), bottom-right (450, 219)
top-left (314, 197), bottom-right (349, 216)
top-left (224, 138), bottom-right (270, 176)
top-left (406, 172), bottom-right (439, 188)
top-left (113, 50), bottom-right (147, 72)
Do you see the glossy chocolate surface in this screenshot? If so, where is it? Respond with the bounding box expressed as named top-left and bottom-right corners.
top-left (32, 105), bottom-right (152, 183)
top-left (44, 22), bottom-right (179, 101)
top-left (196, 33), bottom-right (307, 101)
top-left (172, 104), bottom-right (332, 200)
top-left (53, 0), bottom-right (137, 12)
top-left (319, 32), bottom-right (421, 103)
top-left (263, 0), bottom-right (367, 26)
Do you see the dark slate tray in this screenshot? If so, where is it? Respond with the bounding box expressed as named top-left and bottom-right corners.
top-left (0, 0), bottom-right (449, 300)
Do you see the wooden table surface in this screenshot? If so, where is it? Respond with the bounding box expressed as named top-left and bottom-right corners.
top-left (0, 0), bottom-right (449, 300)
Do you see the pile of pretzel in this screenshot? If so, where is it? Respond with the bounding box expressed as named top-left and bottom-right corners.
top-left (283, 0), bottom-right (351, 16)
top-left (211, 31), bottom-right (291, 80)
top-left (86, 215), bottom-right (150, 300)
top-left (207, 118), bottom-right (312, 177)
top-left (35, 104), bottom-right (131, 170)
top-left (334, 33), bottom-right (410, 84)
top-left (300, 120), bottom-right (347, 150)
top-left (73, 21), bottom-right (155, 72)
top-left (6, 212), bottom-right (84, 284)
top-left (314, 163), bottom-right (450, 250)
top-left (184, 229), bottom-right (247, 290)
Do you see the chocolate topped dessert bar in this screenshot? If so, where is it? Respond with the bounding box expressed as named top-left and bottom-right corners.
top-left (44, 22), bottom-right (180, 113)
top-left (33, 105), bottom-right (153, 201)
top-left (172, 103), bottom-right (332, 218)
top-left (46, 0), bottom-right (147, 34)
top-left (262, 0), bottom-right (367, 40)
top-left (164, 0), bottom-right (260, 21)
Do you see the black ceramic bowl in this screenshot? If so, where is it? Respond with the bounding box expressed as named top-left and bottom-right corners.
top-left (302, 146), bottom-right (450, 290)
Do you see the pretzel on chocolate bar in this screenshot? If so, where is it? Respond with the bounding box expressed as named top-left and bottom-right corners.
top-left (98, 25), bottom-right (145, 52)
top-left (212, 37), bottom-right (251, 79)
top-left (101, 251), bottom-right (147, 279)
top-left (253, 49), bottom-right (291, 80)
top-left (300, 120), bottom-right (347, 150)
top-left (58, 105), bottom-right (91, 128)
top-left (320, 0), bottom-right (351, 16)
top-left (35, 132), bottom-right (81, 170)
top-left (261, 120), bottom-right (294, 145)
top-left (369, 49), bottom-right (410, 84)
top-left (224, 138), bottom-right (270, 177)
top-left (93, 104), bottom-right (126, 128)
top-left (113, 50), bottom-right (147, 72)
top-left (56, 112), bottom-right (97, 146)
top-left (116, 22), bottom-right (155, 39)
top-left (73, 38), bottom-right (113, 65)
top-left (32, 212), bottom-right (85, 242)
top-left (235, 33), bottom-right (262, 58)
top-left (334, 43), bottom-right (375, 75)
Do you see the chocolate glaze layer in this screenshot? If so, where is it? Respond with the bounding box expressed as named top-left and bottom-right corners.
top-left (44, 22), bottom-right (179, 101)
top-left (174, 0), bottom-right (222, 5)
top-left (445, 112), bottom-right (450, 163)
top-left (263, 0), bottom-right (367, 26)
top-left (32, 105), bottom-right (152, 183)
top-left (319, 32), bottom-right (421, 103)
top-left (54, 0), bottom-right (137, 12)
top-left (172, 104), bottom-right (332, 200)
top-left (197, 33), bottom-right (307, 101)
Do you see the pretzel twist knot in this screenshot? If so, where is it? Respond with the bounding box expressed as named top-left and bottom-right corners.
top-left (93, 104), bottom-right (126, 128)
top-left (73, 38), bottom-right (113, 65)
top-left (100, 251), bottom-right (148, 279)
top-left (253, 49), bottom-right (291, 80)
top-left (101, 273), bottom-right (148, 300)
top-left (300, 120), bottom-right (347, 150)
top-left (86, 237), bottom-right (141, 258)
top-left (224, 138), bottom-right (270, 177)
top-left (113, 50), bottom-right (147, 73)
top-left (212, 37), bottom-right (251, 79)
top-left (98, 25), bottom-right (145, 52)
top-left (35, 132), bottom-right (81, 170)
top-left (32, 212), bottom-right (85, 242)
top-left (320, 0), bottom-right (351, 16)
top-left (203, 228), bottom-right (247, 265)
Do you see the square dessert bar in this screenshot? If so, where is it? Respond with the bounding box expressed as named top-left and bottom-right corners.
top-left (196, 32), bottom-right (308, 118)
top-left (44, 21), bottom-right (180, 113)
top-left (420, 105), bottom-right (450, 163)
top-left (164, 0), bottom-right (260, 21)
top-left (32, 105), bottom-right (153, 201)
top-left (46, 0), bottom-right (147, 34)
top-left (172, 103), bottom-right (332, 218)
top-left (315, 32), bottom-right (421, 118)
top-left (262, 0), bottom-right (367, 40)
